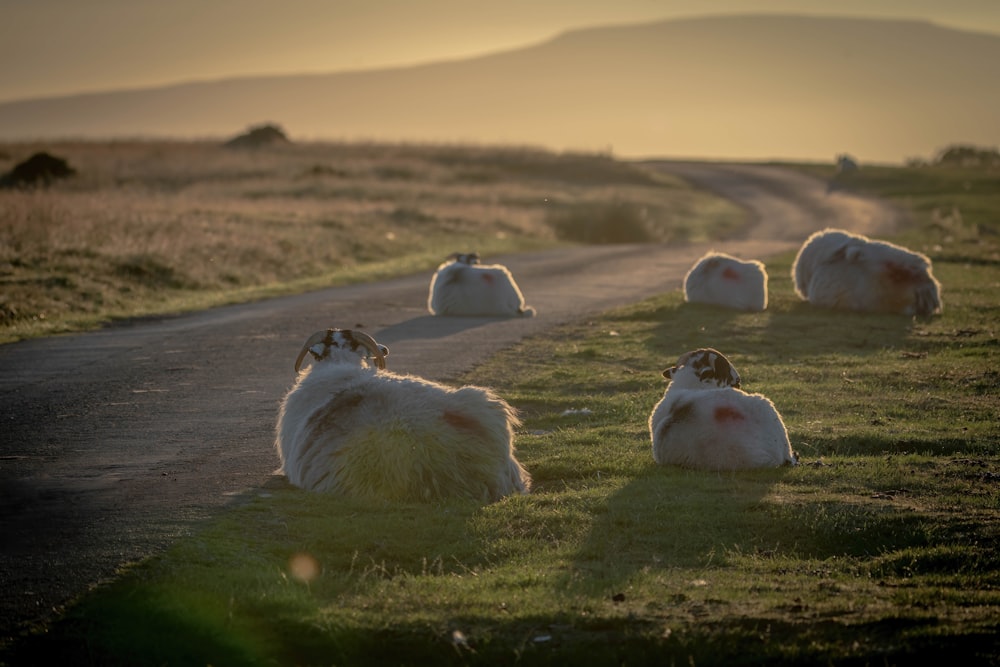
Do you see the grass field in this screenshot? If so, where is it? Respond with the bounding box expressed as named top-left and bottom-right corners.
top-left (2, 148), bottom-right (998, 665)
top-left (0, 140), bottom-right (741, 343)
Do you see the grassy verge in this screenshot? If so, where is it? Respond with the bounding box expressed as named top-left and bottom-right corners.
top-left (0, 140), bottom-right (742, 343)
top-left (3, 161), bottom-right (999, 666)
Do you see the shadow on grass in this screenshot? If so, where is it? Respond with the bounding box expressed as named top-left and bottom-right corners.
top-left (562, 442), bottom-right (968, 594)
top-left (564, 466), bottom-right (780, 583)
top-left (627, 300), bottom-right (919, 364)
top-left (798, 434), bottom-right (995, 458)
top-left (8, 589), bottom-right (997, 667)
top-left (5, 450), bottom-right (992, 666)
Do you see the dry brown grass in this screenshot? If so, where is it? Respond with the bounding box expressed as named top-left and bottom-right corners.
top-left (0, 140), bottom-right (742, 342)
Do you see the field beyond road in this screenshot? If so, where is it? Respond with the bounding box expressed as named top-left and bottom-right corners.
top-left (0, 141), bottom-right (747, 344)
top-left (1, 142), bottom-right (998, 665)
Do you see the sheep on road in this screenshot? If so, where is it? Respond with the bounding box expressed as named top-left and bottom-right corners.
top-left (276, 328), bottom-right (531, 502)
top-left (428, 252), bottom-right (536, 317)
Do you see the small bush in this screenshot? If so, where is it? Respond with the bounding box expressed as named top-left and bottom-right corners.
top-left (934, 144), bottom-right (1000, 168)
top-left (223, 123), bottom-right (290, 149)
top-left (547, 200), bottom-right (654, 244)
top-left (2, 152), bottom-right (76, 188)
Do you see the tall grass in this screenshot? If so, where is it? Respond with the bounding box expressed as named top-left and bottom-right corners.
top-left (2, 160), bottom-right (997, 665)
top-left (0, 140), bottom-right (743, 342)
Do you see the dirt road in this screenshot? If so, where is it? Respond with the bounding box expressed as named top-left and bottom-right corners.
top-left (0, 162), bottom-right (900, 639)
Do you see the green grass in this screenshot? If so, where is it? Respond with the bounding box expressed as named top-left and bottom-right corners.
top-left (3, 158), bottom-right (1000, 665)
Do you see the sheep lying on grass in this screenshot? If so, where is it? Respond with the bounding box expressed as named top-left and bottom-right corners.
top-left (792, 228), bottom-right (942, 316)
top-left (683, 251), bottom-right (768, 311)
top-left (428, 252), bottom-right (536, 317)
top-left (649, 348), bottom-right (797, 470)
top-left (275, 328), bottom-right (531, 502)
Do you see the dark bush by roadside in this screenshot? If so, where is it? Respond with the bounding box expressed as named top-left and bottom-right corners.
top-left (223, 123), bottom-right (291, 149)
top-left (1, 151), bottom-right (76, 188)
top-left (547, 200), bottom-right (655, 244)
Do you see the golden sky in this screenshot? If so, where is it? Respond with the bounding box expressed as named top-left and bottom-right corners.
top-left (2, 0), bottom-right (1000, 103)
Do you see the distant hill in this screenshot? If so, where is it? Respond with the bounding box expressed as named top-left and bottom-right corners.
top-left (1, 15), bottom-right (998, 163)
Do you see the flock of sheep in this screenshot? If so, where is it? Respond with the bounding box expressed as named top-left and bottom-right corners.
top-left (275, 228), bottom-right (942, 503)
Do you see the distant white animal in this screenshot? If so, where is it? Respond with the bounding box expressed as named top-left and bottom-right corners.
top-left (683, 251), bottom-right (768, 311)
top-left (428, 252), bottom-right (536, 317)
top-left (275, 328), bottom-right (531, 502)
top-left (791, 228), bottom-right (942, 316)
top-left (649, 348), bottom-right (797, 470)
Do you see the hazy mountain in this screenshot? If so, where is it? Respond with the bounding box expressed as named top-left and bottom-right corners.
top-left (1, 15), bottom-right (998, 162)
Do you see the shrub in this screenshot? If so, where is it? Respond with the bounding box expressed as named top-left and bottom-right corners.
top-left (547, 200), bottom-right (654, 244)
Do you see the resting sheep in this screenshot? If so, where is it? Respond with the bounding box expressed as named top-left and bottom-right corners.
top-left (683, 251), bottom-right (768, 311)
top-left (791, 228), bottom-right (942, 317)
top-left (428, 252), bottom-right (536, 317)
top-left (648, 348), bottom-right (797, 470)
top-left (275, 328), bottom-right (531, 502)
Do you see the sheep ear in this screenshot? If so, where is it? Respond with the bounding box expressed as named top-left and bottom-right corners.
top-left (828, 242), bottom-right (862, 263)
top-left (844, 245), bottom-right (864, 262)
top-left (341, 329), bottom-right (388, 369)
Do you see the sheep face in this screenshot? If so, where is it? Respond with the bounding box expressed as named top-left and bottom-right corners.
top-left (662, 348), bottom-right (741, 390)
top-left (294, 328), bottom-right (390, 373)
top-left (448, 252), bottom-right (481, 265)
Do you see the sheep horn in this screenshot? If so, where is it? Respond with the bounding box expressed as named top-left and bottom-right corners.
top-left (293, 329), bottom-right (388, 372)
top-left (294, 330), bottom-right (332, 373)
top-left (346, 330), bottom-right (388, 370)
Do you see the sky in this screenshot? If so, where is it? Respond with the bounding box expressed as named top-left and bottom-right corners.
top-left (2, 0), bottom-right (1000, 104)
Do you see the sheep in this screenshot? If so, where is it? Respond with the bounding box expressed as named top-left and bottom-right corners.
top-left (791, 228), bottom-right (942, 317)
top-left (648, 348), bottom-right (797, 470)
top-left (683, 251), bottom-right (768, 311)
top-left (275, 328), bottom-right (531, 502)
top-left (428, 252), bottom-right (536, 317)
top-left (836, 153), bottom-right (859, 174)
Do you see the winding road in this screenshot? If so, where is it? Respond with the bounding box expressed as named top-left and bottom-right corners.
top-left (0, 162), bottom-right (900, 640)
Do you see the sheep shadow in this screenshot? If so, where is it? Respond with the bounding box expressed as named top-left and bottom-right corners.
top-left (560, 454), bottom-right (935, 599)
top-left (755, 300), bottom-right (920, 363)
top-left (639, 300), bottom-right (917, 365)
top-left (559, 463), bottom-right (781, 595)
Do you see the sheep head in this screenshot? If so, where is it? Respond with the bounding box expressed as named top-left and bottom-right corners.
top-left (294, 329), bottom-right (389, 372)
top-left (447, 252), bottom-right (481, 265)
top-left (663, 348), bottom-right (741, 389)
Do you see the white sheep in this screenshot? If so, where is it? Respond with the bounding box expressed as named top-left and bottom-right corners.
top-left (649, 348), bottom-right (797, 470)
top-left (275, 328), bottom-right (531, 502)
top-left (683, 251), bottom-right (768, 311)
top-left (791, 228), bottom-right (942, 317)
top-left (428, 252), bottom-right (536, 317)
